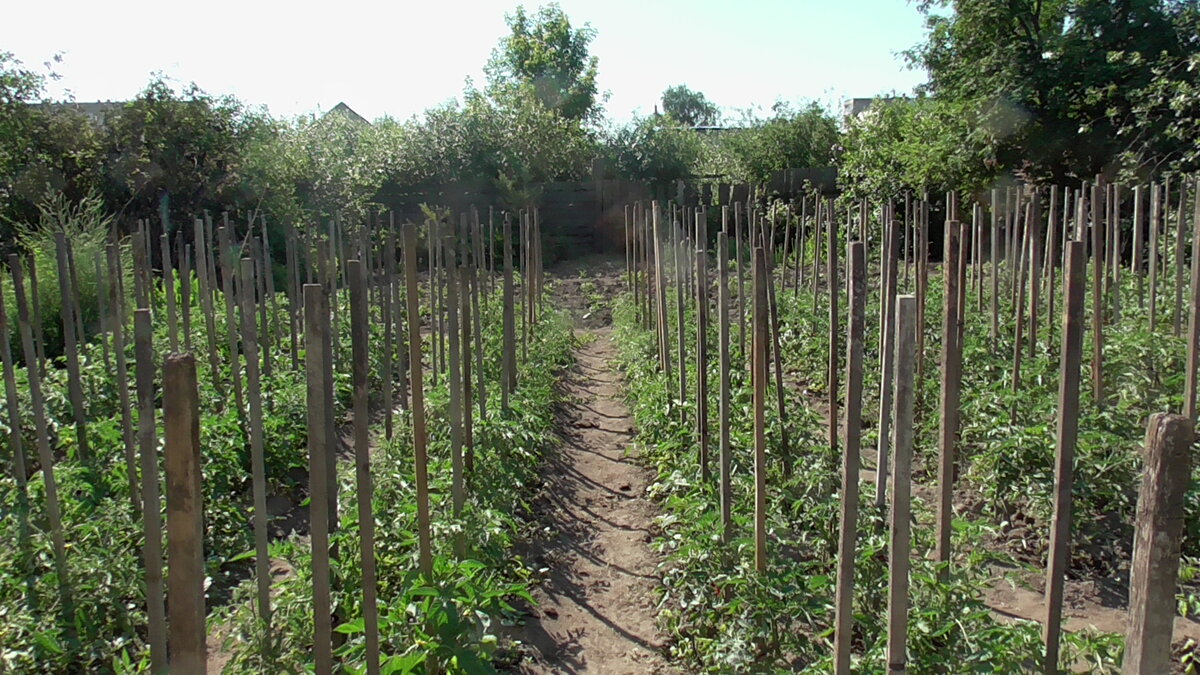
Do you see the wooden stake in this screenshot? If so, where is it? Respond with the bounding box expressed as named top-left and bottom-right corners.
top-left (877, 211), bottom-right (898, 509)
top-left (54, 232), bottom-right (91, 462)
top-left (752, 247), bottom-right (768, 573)
top-left (691, 222), bottom-right (708, 477)
top-left (835, 241), bottom-right (866, 675)
top-left (239, 258), bottom-right (272, 658)
top-left (0, 279), bottom-right (26, 486)
top-left (828, 201), bottom-right (839, 460)
top-left (304, 285), bottom-right (333, 675)
top-left (403, 225), bottom-right (434, 577)
top-left (1174, 182), bottom-right (1188, 337)
top-left (936, 220), bottom-right (963, 576)
top-left (716, 233), bottom-right (732, 542)
top-left (346, 260), bottom-right (380, 674)
top-left (886, 294), bottom-right (917, 675)
top-left (1043, 241), bottom-right (1086, 673)
top-left (502, 215), bottom-right (516, 407)
top-left (162, 353), bottom-right (205, 674)
top-left (11, 256), bottom-right (74, 634)
top-left (133, 308), bottom-right (168, 672)
top-left (1186, 179), bottom-right (1200, 426)
top-left (194, 219), bottom-right (222, 394)
top-left (1150, 184), bottom-right (1161, 331)
top-left (162, 232), bottom-right (179, 352)
top-left (1123, 413), bottom-right (1193, 674)
top-left (217, 224), bottom-right (245, 417)
top-left (1091, 183), bottom-right (1105, 403)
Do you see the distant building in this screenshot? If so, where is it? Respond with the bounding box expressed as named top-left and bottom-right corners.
top-left (841, 96), bottom-right (911, 123)
top-left (29, 101), bottom-right (124, 126)
top-left (323, 102), bottom-right (370, 126)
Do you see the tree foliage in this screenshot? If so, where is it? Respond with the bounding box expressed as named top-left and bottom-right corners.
top-left (908, 0), bottom-right (1200, 182)
top-left (485, 3), bottom-right (601, 123)
top-left (607, 115), bottom-right (703, 189)
top-left (719, 103), bottom-right (839, 184)
top-left (662, 85), bottom-right (719, 127)
top-left (839, 96), bottom-right (996, 199)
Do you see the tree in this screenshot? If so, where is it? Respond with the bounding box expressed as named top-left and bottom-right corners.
top-left (99, 77), bottom-right (268, 228)
top-left (719, 102), bottom-right (839, 184)
top-left (907, 0), bottom-right (1198, 182)
top-left (485, 3), bottom-right (601, 123)
top-left (838, 96), bottom-right (995, 200)
top-left (608, 115), bottom-right (703, 189)
top-left (662, 85), bottom-right (719, 127)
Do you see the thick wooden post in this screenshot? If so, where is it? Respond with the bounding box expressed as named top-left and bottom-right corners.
top-left (304, 285), bottom-right (333, 675)
top-left (887, 295), bottom-right (917, 675)
top-left (1123, 413), bottom-right (1192, 674)
top-left (835, 241), bottom-right (866, 675)
top-left (163, 354), bottom-right (206, 674)
top-left (1043, 241), bottom-right (1086, 673)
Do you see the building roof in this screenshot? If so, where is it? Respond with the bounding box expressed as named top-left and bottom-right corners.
top-left (324, 102), bottom-right (370, 126)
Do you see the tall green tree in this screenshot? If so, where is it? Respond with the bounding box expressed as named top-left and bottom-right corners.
top-left (485, 3), bottom-right (601, 123)
top-left (908, 0), bottom-right (1198, 182)
top-left (719, 102), bottom-right (839, 184)
top-left (662, 84), bottom-right (720, 127)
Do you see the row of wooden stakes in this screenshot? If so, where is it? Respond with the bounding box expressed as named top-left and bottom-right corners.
top-left (0, 206), bottom-right (549, 674)
top-left (621, 180), bottom-right (1199, 673)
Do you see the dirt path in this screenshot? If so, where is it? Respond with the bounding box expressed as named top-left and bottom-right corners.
top-left (516, 326), bottom-right (674, 674)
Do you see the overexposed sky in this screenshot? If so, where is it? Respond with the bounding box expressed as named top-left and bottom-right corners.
top-left (2, 0), bottom-right (930, 123)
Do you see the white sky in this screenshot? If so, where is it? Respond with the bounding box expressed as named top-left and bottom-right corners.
top-left (2, 0), bottom-right (930, 123)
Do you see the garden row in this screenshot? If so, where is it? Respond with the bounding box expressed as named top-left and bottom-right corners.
top-left (616, 180), bottom-right (1199, 672)
top-left (0, 205), bottom-right (571, 673)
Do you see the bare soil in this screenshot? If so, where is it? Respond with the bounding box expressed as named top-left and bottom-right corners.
top-left (513, 259), bottom-right (674, 674)
top-left (514, 328), bottom-right (673, 674)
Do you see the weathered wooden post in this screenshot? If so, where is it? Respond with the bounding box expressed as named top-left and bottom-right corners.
top-left (237, 257), bottom-right (272, 659)
top-left (696, 236), bottom-right (710, 482)
top-left (404, 225), bottom-right (434, 577)
top-left (134, 308), bottom-right (168, 671)
top-left (828, 200), bottom-right (840, 461)
top-left (717, 232), bottom-right (732, 543)
top-left (936, 220), bottom-right (963, 577)
top-left (877, 209), bottom-right (898, 508)
top-left (1123, 413), bottom-right (1193, 674)
top-left (1043, 241), bottom-right (1086, 674)
top-left (163, 353), bottom-right (206, 674)
top-left (346, 259), bottom-right (380, 674)
top-left (887, 294), bottom-right (917, 675)
top-left (835, 241), bottom-right (866, 675)
top-left (304, 284), bottom-right (333, 675)
top-left (1186, 179), bottom-right (1200, 427)
top-left (54, 232), bottom-right (91, 463)
top-left (752, 247), bottom-right (768, 573)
